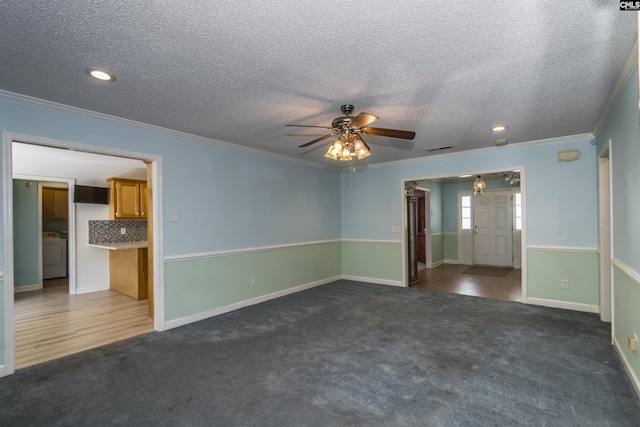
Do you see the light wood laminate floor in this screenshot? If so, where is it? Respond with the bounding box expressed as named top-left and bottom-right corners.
top-left (14, 285), bottom-right (154, 370)
top-left (411, 263), bottom-right (522, 302)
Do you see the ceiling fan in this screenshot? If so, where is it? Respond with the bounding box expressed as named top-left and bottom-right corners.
top-left (286, 104), bottom-right (416, 161)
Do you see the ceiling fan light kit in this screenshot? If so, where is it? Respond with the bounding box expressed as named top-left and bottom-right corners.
top-left (289, 104), bottom-right (415, 162)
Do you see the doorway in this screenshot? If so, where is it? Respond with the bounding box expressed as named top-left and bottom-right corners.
top-left (3, 132), bottom-right (165, 375)
top-left (402, 169), bottom-right (526, 302)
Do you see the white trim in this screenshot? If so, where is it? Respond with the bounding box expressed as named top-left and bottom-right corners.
top-left (165, 239), bottom-right (342, 263)
top-left (444, 232), bottom-right (458, 236)
top-left (431, 232), bottom-right (444, 237)
top-left (612, 258), bottom-right (640, 285)
top-left (75, 285), bottom-right (110, 294)
top-left (342, 275), bottom-right (404, 287)
top-left (613, 335), bottom-right (640, 400)
top-left (13, 284), bottom-right (41, 293)
top-left (525, 297), bottom-right (599, 314)
top-left (598, 144), bottom-right (612, 323)
top-left (341, 239), bottom-right (401, 245)
top-left (0, 90), bottom-right (322, 170)
top-left (164, 276), bottom-right (340, 330)
top-left (371, 134), bottom-right (594, 169)
top-left (2, 133), bottom-right (16, 375)
top-left (526, 245), bottom-right (599, 253)
top-left (444, 259), bottom-right (459, 264)
top-left (431, 260), bottom-right (444, 268)
top-left (592, 40), bottom-right (639, 136)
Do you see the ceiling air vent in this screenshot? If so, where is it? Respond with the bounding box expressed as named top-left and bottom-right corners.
top-left (426, 146), bottom-right (452, 152)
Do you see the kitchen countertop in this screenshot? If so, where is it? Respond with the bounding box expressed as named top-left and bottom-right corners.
top-left (88, 241), bottom-right (148, 250)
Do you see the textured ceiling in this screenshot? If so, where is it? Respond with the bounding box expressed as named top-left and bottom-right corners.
top-left (0, 1), bottom-right (636, 166)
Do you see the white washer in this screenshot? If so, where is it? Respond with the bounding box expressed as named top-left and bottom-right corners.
top-left (42, 232), bottom-right (67, 279)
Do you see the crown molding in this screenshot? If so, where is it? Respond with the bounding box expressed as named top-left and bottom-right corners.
top-left (592, 40), bottom-right (639, 137)
top-left (367, 133), bottom-right (595, 169)
top-left (0, 90), bottom-right (325, 170)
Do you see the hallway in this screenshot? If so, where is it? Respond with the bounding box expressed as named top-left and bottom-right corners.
top-left (411, 264), bottom-right (522, 302)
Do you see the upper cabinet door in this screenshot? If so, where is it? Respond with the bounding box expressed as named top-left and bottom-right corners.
top-left (108, 178), bottom-right (146, 220)
top-left (115, 181), bottom-right (141, 219)
top-left (42, 187), bottom-right (68, 220)
top-left (139, 182), bottom-right (148, 219)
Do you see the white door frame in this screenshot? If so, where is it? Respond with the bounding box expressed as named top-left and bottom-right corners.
top-left (401, 167), bottom-right (527, 301)
top-left (598, 141), bottom-right (613, 324)
top-left (2, 131), bottom-right (166, 377)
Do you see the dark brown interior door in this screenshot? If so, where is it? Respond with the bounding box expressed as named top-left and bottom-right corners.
top-left (407, 196), bottom-right (418, 284)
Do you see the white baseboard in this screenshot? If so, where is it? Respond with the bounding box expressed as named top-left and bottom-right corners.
top-left (75, 284), bottom-right (109, 294)
top-left (525, 297), bottom-right (598, 313)
top-left (613, 335), bottom-right (640, 400)
top-left (0, 364), bottom-right (5, 378)
top-left (444, 259), bottom-right (459, 264)
top-left (431, 260), bottom-right (444, 268)
top-left (164, 276), bottom-right (341, 330)
top-left (341, 275), bottom-right (404, 287)
top-left (14, 283), bottom-right (42, 293)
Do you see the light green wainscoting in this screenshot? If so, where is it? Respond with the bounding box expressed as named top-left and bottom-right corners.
top-left (613, 264), bottom-right (640, 385)
top-left (164, 241), bottom-right (342, 324)
top-left (432, 233), bottom-right (444, 264)
top-left (341, 240), bottom-right (402, 285)
top-left (443, 233), bottom-right (458, 262)
top-left (526, 249), bottom-right (599, 310)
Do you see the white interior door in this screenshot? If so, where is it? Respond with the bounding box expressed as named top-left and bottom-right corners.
top-left (474, 190), bottom-right (513, 267)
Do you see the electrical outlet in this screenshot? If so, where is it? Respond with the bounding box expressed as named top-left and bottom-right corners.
top-left (628, 334), bottom-right (638, 353)
top-left (327, 261), bottom-right (331, 269)
top-left (120, 228), bottom-right (126, 235)
top-left (561, 279), bottom-right (569, 289)
top-left (250, 278), bottom-right (256, 287)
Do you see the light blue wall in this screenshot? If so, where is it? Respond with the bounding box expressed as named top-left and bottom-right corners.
top-left (0, 97), bottom-right (343, 364)
top-left (597, 68), bottom-right (640, 273)
top-left (0, 100), bottom-right (341, 256)
top-left (13, 180), bottom-right (39, 287)
top-left (596, 66), bottom-right (640, 381)
top-left (341, 138), bottom-right (598, 249)
top-left (430, 181), bottom-right (443, 234)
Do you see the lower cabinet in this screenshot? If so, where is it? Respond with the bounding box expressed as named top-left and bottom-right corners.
top-left (109, 248), bottom-right (148, 300)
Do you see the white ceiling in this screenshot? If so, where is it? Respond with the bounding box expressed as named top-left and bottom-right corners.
top-left (0, 1), bottom-right (636, 166)
top-left (12, 143), bottom-right (147, 186)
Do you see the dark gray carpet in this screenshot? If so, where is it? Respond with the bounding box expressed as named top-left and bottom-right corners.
top-left (1, 280), bottom-right (639, 426)
top-left (463, 266), bottom-right (512, 277)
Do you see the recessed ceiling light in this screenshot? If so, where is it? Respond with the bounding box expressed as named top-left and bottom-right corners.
top-left (491, 125), bottom-right (507, 132)
top-left (86, 69), bottom-right (115, 82)
top-left (459, 174), bottom-right (472, 178)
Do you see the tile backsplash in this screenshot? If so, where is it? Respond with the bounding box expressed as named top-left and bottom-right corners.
top-left (89, 220), bottom-right (148, 244)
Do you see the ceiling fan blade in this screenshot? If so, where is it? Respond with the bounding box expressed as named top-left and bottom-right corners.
top-left (286, 124), bottom-right (335, 130)
top-left (350, 112), bottom-right (379, 128)
top-left (362, 127), bottom-right (416, 140)
top-left (354, 133), bottom-right (370, 151)
top-left (298, 133), bottom-right (337, 148)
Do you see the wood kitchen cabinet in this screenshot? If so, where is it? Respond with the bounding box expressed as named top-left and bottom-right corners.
top-left (109, 248), bottom-right (148, 300)
top-left (42, 187), bottom-right (68, 220)
top-left (107, 178), bottom-right (147, 219)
